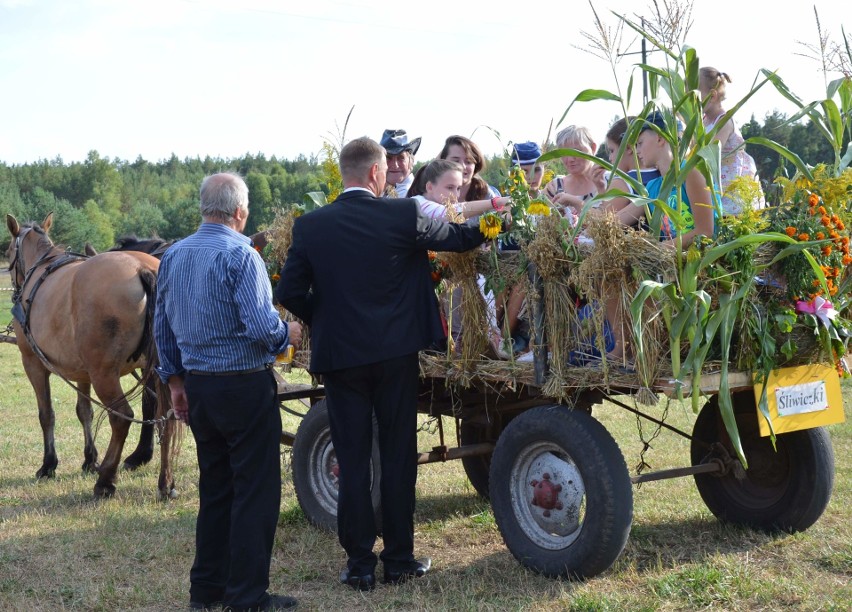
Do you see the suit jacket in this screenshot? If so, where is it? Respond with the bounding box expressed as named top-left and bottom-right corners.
top-left (276, 189), bottom-right (486, 373)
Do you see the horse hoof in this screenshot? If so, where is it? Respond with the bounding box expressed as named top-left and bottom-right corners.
top-left (36, 467), bottom-right (56, 479)
top-left (122, 452), bottom-right (153, 471)
top-left (82, 462), bottom-right (100, 474)
top-left (158, 487), bottom-right (179, 502)
top-left (93, 483), bottom-right (116, 498)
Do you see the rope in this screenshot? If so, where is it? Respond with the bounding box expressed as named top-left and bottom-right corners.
top-left (633, 397), bottom-right (670, 480)
top-left (1, 322), bottom-right (17, 345)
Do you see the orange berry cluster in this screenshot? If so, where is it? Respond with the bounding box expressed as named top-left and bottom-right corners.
top-left (787, 193), bottom-right (850, 299)
top-left (428, 250), bottom-right (449, 284)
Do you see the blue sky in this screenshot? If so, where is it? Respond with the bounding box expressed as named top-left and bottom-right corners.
top-left (0, 0), bottom-right (842, 165)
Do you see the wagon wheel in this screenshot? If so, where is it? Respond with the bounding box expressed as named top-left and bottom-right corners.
top-left (459, 419), bottom-right (494, 499)
top-left (489, 405), bottom-right (633, 579)
top-left (291, 399), bottom-right (382, 532)
top-left (691, 391), bottom-right (835, 533)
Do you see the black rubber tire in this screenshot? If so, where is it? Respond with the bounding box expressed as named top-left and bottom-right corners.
top-left (459, 420), bottom-right (493, 499)
top-left (489, 405), bottom-right (633, 579)
top-left (691, 391), bottom-right (835, 533)
top-left (291, 399), bottom-right (382, 532)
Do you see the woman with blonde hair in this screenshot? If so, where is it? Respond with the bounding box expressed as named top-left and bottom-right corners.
top-left (699, 66), bottom-right (763, 215)
top-left (544, 125), bottom-right (606, 219)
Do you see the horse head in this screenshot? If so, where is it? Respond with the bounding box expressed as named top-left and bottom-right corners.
top-left (109, 235), bottom-right (174, 259)
top-left (6, 213), bottom-right (57, 291)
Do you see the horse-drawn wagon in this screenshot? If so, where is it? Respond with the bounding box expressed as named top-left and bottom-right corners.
top-left (270, 224), bottom-right (845, 579)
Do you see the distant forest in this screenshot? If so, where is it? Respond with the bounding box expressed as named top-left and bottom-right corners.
top-left (1, 110), bottom-right (845, 252)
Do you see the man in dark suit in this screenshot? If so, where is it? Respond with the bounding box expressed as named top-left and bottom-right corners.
top-left (276, 136), bottom-right (487, 591)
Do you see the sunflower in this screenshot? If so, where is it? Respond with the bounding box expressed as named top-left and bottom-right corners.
top-left (479, 212), bottom-right (502, 240)
top-left (527, 200), bottom-right (552, 216)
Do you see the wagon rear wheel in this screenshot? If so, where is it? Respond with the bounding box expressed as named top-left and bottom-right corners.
top-left (489, 405), bottom-right (632, 579)
top-left (291, 399), bottom-right (382, 532)
top-left (691, 391), bottom-right (835, 533)
top-left (459, 419), bottom-right (493, 499)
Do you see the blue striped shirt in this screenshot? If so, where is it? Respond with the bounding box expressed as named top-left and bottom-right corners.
top-left (154, 222), bottom-right (289, 381)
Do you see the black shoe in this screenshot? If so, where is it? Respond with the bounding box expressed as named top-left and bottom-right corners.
top-left (383, 557), bottom-right (432, 584)
top-left (339, 567), bottom-right (376, 591)
top-left (223, 593), bottom-right (298, 611)
top-left (189, 602), bottom-right (222, 611)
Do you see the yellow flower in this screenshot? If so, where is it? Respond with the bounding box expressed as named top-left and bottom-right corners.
top-left (479, 212), bottom-right (502, 240)
top-left (271, 273), bottom-right (280, 282)
top-left (527, 200), bottom-right (552, 216)
top-left (510, 166), bottom-right (528, 187)
top-left (686, 244), bottom-right (701, 263)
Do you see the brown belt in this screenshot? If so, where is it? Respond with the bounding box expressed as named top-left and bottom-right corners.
top-left (187, 364), bottom-right (272, 377)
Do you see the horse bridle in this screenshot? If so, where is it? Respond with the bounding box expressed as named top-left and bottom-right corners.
top-left (8, 226), bottom-right (39, 302)
top-left (8, 226), bottom-right (66, 303)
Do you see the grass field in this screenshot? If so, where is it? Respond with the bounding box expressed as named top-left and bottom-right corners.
top-left (0, 269), bottom-right (850, 611)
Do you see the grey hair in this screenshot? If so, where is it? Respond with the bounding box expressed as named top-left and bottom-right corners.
top-left (555, 125), bottom-right (596, 151)
top-left (199, 173), bottom-right (249, 222)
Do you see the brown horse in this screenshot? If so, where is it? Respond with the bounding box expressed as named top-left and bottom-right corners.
top-left (6, 213), bottom-right (179, 499)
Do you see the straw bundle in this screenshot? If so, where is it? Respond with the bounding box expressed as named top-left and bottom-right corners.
top-left (264, 208), bottom-right (297, 268)
top-left (525, 214), bottom-right (583, 398)
top-left (436, 250), bottom-right (490, 383)
top-left (568, 214), bottom-right (675, 402)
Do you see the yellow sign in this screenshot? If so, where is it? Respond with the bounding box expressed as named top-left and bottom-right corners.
top-left (753, 364), bottom-right (845, 437)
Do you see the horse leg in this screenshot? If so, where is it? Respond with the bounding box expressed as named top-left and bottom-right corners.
top-left (157, 415), bottom-right (179, 501)
top-left (122, 377), bottom-right (155, 470)
top-left (20, 358), bottom-right (59, 479)
top-left (155, 378), bottom-right (179, 501)
top-left (90, 378), bottom-right (133, 498)
top-left (74, 385), bottom-right (99, 473)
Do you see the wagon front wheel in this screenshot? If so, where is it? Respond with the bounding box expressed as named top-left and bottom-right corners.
top-left (489, 405), bottom-right (632, 579)
top-left (291, 399), bottom-right (382, 532)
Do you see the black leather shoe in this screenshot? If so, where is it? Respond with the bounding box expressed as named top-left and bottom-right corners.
top-left (223, 593), bottom-right (298, 611)
top-left (383, 557), bottom-right (432, 584)
top-left (339, 567), bottom-right (376, 591)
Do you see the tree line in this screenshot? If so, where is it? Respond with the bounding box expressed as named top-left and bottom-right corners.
top-left (1, 111), bottom-right (845, 253)
top-left (0, 151), bottom-right (326, 252)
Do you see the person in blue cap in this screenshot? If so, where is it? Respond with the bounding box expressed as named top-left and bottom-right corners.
top-left (493, 140), bottom-right (548, 355)
top-left (379, 129), bottom-right (421, 197)
top-left (511, 141), bottom-right (545, 196)
top-left (631, 110), bottom-right (717, 247)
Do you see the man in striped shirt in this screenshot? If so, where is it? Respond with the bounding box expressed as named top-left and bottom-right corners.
top-left (155, 172), bottom-right (301, 612)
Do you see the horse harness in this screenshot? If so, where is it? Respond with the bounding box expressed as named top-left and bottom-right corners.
top-left (10, 227), bottom-right (88, 332)
top-left (8, 227), bottom-right (172, 427)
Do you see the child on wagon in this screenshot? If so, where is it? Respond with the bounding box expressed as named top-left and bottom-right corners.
top-left (407, 159), bottom-right (516, 358)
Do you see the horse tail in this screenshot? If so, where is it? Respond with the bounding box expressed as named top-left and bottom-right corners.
top-left (132, 268), bottom-right (158, 371)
